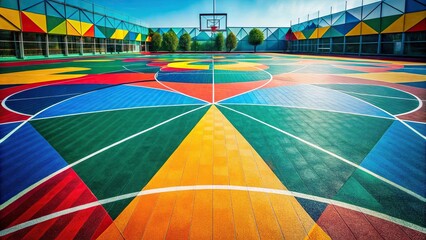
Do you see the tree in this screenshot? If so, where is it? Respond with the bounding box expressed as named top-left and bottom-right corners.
top-left (214, 32), bottom-right (225, 51)
top-left (226, 32), bottom-right (237, 52)
top-left (191, 40), bottom-right (200, 52)
top-left (151, 32), bottom-right (162, 52)
top-left (162, 31), bottom-right (178, 52)
top-left (248, 28), bottom-right (264, 52)
top-left (148, 28), bottom-right (155, 37)
top-left (179, 33), bottom-right (192, 51)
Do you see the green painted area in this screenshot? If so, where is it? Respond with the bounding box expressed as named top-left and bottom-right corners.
top-left (317, 84), bottom-right (417, 99)
top-left (31, 105), bottom-right (208, 218)
top-left (364, 18), bottom-right (381, 33)
top-left (214, 70), bottom-right (270, 83)
top-left (219, 104), bottom-right (393, 164)
top-left (297, 64), bottom-right (363, 74)
top-left (47, 16), bottom-right (65, 32)
top-left (381, 15), bottom-right (402, 31)
top-left (324, 27), bottom-right (345, 38)
top-left (344, 93), bottom-right (419, 115)
top-left (218, 104), bottom-right (424, 227)
top-left (334, 170), bottom-right (425, 227)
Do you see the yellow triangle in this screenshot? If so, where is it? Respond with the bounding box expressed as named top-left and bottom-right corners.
top-left (361, 22), bottom-right (378, 35)
top-left (309, 28), bottom-right (319, 39)
top-left (305, 224), bottom-right (331, 240)
top-left (404, 10), bottom-right (426, 31)
top-left (49, 21), bottom-right (66, 34)
top-left (136, 33), bottom-right (142, 41)
top-left (66, 20), bottom-right (80, 36)
top-left (318, 26), bottom-right (331, 38)
top-left (81, 21), bottom-right (93, 35)
top-left (382, 15), bottom-right (404, 33)
top-left (346, 22), bottom-right (361, 36)
top-left (0, 7), bottom-right (21, 30)
top-left (67, 19), bottom-right (81, 35)
top-left (0, 16), bottom-right (19, 31)
top-left (99, 105), bottom-right (331, 239)
top-left (23, 11), bottom-right (46, 32)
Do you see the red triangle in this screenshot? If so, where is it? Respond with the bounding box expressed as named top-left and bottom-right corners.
top-left (21, 12), bottom-right (45, 33)
top-left (83, 25), bottom-right (95, 37)
top-left (407, 19), bottom-right (426, 32)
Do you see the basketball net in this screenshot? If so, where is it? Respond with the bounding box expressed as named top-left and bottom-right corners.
top-left (211, 25), bottom-right (218, 32)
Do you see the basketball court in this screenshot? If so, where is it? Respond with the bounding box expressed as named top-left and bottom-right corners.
top-left (0, 52), bottom-right (425, 239)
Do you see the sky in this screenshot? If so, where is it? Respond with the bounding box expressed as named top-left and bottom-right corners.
top-left (90, 0), bottom-right (381, 27)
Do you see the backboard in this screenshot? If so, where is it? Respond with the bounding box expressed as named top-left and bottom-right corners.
top-left (199, 13), bottom-right (227, 32)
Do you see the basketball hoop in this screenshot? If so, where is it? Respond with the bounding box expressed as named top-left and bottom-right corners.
top-left (211, 25), bottom-right (218, 32)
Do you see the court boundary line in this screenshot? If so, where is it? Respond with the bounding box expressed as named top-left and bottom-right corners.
top-left (217, 104), bottom-right (426, 202)
top-left (0, 104), bottom-right (210, 210)
top-left (219, 103), bottom-right (395, 120)
top-left (1, 184), bottom-right (424, 237)
top-left (312, 84), bottom-right (425, 140)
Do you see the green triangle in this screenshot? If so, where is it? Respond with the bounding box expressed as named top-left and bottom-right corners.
top-left (47, 15), bottom-right (65, 32)
top-left (364, 18), bottom-right (381, 33)
top-left (324, 27), bottom-right (343, 38)
top-left (380, 15), bottom-right (402, 32)
top-left (302, 28), bottom-right (315, 39)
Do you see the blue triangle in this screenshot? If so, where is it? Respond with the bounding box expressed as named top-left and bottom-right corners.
top-left (94, 26), bottom-right (106, 38)
top-left (334, 22), bottom-right (359, 35)
top-left (345, 12), bottom-right (360, 24)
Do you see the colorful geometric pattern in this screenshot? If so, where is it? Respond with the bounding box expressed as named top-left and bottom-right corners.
top-left (0, 53), bottom-right (425, 239)
top-left (289, 0), bottom-right (426, 40)
top-left (0, 0), bottom-right (147, 41)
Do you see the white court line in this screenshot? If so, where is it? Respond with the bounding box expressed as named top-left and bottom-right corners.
top-left (30, 104), bottom-right (204, 122)
top-left (122, 65), bottom-right (209, 104)
top-left (340, 91), bottom-right (419, 101)
top-left (1, 184), bottom-right (424, 237)
top-left (5, 93), bottom-right (80, 101)
top-left (219, 103), bottom-right (395, 121)
top-left (312, 84), bottom-right (425, 140)
top-left (0, 104), bottom-right (210, 210)
top-left (217, 64), bottom-right (310, 104)
top-left (212, 55), bottom-right (215, 103)
top-left (217, 104), bottom-right (426, 202)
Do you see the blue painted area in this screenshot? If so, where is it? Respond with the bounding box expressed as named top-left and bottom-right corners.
top-left (157, 70), bottom-right (212, 83)
top-left (296, 198), bottom-right (328, 222)
top-left (405, 121), bottom-right (426, 136)
top-left (0, 122), bottom-right (20, 139)
top-left (0, 123), bottom-right (68, 204)
top-left (392, 66), bottom-right (426, 75)
top-left (6, 95), bottom-right (78, 115)
top-left (221, 85), bottom-right (391, 118)
top-left (9, 84), bottom-right (110, 99)
top-left (401, 81), bottom-right (426, 89)
top-left (35, 85), bottom-right (204, 118)
top-left (360, 121), bottom-right (426, 197)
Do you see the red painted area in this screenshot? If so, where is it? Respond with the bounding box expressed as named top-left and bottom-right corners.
top-left (20, 12), bottom-right (46, 33)
top-left (407, 19), bottom-right (426, 32)
top-left (128, 81), bottom-right (172, 92)
top-left (148, 62), bottom-right (169, 67)
top-left (0, 169), bottom-right (116, 239)
top-left (83, 25), bottom-right (95, 37)
top-left (317, 205), bottom-right (424, 239)
top-left (161, 82), bottom-right (212, 102)
top-left (215, 80), bottom-right (269, 102)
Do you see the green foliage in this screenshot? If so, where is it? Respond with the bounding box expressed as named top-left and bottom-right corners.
top-left (148, 28), bottom-right (154, 37)
top-left (226, 32), bottom-right (237, 52)
top-left (248, 28), bottom-right (264, 52)
top-left (191, 40), bottom-right (200, 51)
top-left (150, 32), bottom-right (162, 52)
top-left (214, 32), bottom-right (225, 51)
top-left (162, 31), bottom-right (179, 52)
top-left (179, 33), bottom-right (192, 51)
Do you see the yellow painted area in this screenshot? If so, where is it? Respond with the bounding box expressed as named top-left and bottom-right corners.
top-left (213, 56), bottom-right (225, 59)
top-left (309, 28), bottom-right (319, 39)
top-left (136, 33), bottom-right (142, 41)
top-left (0, 7), bottom-right (21, 30)
top-left (341, 72), bottom-right (426, 83)
top-left (346, 22), bottom-right (361, 36)
top-left (305, 224), bottom-right (331, 240)
top-left (23, 11), bottom-right (46, 33)
top-left (295, 31), bottom-right (307, 40)
top-left (49, 21), bottom-right (66, 35)
top-left (81, 21), bottom-right (93, 35)
top-left (73, 59), bottom-right (113, 62)
top-left (101, 106), bottom-right (330, 239)
top-left (361, 22), bottom-right (378, 35)
top-left (111, 29), bottom-right (129, 40)
top-left (0, 67), bottom-right (89, 84)
top-left (382, 15), bottom-right (404, 33)
top-left (404, 11), bottom-right (426, 31)
top-left (318, 26), bottom-right (331, 38)
top-left (67, 19), bottom-right (81, 36)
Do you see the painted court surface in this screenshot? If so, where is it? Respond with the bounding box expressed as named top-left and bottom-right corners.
top-left (0, 53), bottom-right (425, 239)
